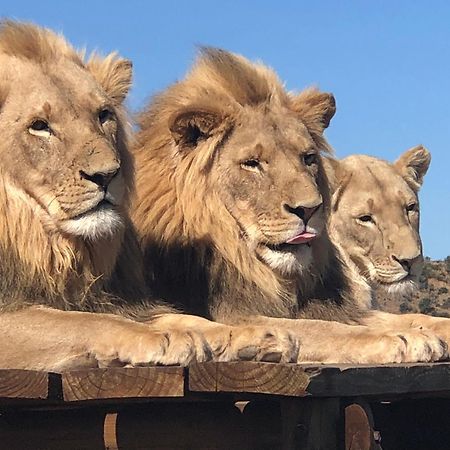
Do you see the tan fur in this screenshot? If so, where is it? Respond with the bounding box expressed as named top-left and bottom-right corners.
top-left (133, 48), bottom-right (446, 364)
top-left (327, 148), bottom-right (450, 346)
top-left (0, 22), bottom-right (298, 371)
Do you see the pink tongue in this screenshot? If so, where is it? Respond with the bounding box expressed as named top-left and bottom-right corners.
top-left (286, 232), bottom-right (317, 244)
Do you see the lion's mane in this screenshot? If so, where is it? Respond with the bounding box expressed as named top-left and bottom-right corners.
top-left (0, 21), bottom-right (152, 316)
top-left (132, 48), bottom-right (364, 324)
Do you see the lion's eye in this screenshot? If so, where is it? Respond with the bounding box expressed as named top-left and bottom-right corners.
top-left (99, 109), bottom-right (114, 125)
top-left (357, 215), bottom-right (374, 224)
top-left (28, 119), bottom-right (51, 137)
top-left (241, 159), bottom-right (261, 171)
top-left (303, 153), bottom-right (318, 166)
top-left (406, 203), bottom-right (417, 212)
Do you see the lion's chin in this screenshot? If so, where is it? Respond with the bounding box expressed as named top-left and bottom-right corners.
top-left (259, 244), bottom-right (313, 276)
top-left (60, 203), bottom-right (124, 240)
top-left (376, 277), bottom-right (419, 299)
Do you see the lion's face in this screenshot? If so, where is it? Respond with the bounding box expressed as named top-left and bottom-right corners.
top-left (214, 108), bottom-right (326, 275)
top-left (327, 147), bottom-right (431, 295)
top-left (0, 35), bottom-right (132, 240)
top-left (170, 94), bottom-right (335, 277)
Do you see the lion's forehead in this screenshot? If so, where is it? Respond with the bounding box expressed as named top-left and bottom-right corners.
top-left (4, 56), bottom-right (105, 119)
top-left (343, 164), bottom-right (416, 211)
top-left (230, 112), bottom-right (314, 157)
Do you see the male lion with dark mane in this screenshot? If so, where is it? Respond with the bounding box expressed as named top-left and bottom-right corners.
top-left (0, 22), bottom-right (299, 371)
top-left (132, 48), bottom-right (447, 363)
top-left (326, 147), bottom-right (450, 342)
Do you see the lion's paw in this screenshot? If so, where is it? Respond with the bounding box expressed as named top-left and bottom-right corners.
top-left (92, 327), bottom-right (212, 368)
top-left (356, 328), bottom-right (448, 364)
top-left (213, 326), bottom-right (299, 363)
top-left (389, 329), bottom-right (448, 363)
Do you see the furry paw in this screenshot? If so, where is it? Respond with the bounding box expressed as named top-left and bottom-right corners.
top-left (388, 329), bottom-right (448, 363)
top-left (350, 328), bottom-right (448, 364)
top-left (92, 326), bottom-right (212, 368)
top-left (212, 326), bottom-right (299, 363)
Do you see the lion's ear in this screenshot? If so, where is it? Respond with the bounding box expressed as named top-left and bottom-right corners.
top-left (394, 145), bottom-right (431, 191)
top-left (291, 87), bottom-right (336, 133)
top-left (322, 156), bottom-right (340, 191)
top-left (86, 53), bottom-right (132, 104)
top-left (169, 108), bottom-right (229, 149)
top-left (323, 157), bottom-right (351, 212)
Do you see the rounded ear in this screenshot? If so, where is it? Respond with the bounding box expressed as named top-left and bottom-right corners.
top-left (322, 156), bottom-right (340, 190)
top-left (169, 107), bottom-right (230, 149)
top-left (86, 53), bottom-right (132, 104)
top-left (322, 157), bottom-right (351, 212)
top-left (290, 87), bottom-right (336, 133)
top-left (394, 145), bottom-right (431, 191)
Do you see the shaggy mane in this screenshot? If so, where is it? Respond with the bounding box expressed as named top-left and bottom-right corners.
top-left (133, 49), bottom-right (340, 321)
top-left (0, 21), bottom-right (143, 314)
top-left (0, 20), bottom-right (83, 65)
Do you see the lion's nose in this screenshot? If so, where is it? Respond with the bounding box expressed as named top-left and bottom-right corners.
top-left (392, 254), bottom-right (420, 274)
top-left (79, 167), bottom-right (119, 191)
top-left (284, 203), bottom-right (322, 224)
top-left (393, 256), bottom-right (411, 274)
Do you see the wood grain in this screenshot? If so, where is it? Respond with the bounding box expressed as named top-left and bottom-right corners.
top-left (189, 362), bottom-right (311, 396)
top-left (0, 369), bottom-right (48, 399)
top-left (190, 362), bottom-right (450, 398)
top-left (61, 367), bottom-right (185, 402)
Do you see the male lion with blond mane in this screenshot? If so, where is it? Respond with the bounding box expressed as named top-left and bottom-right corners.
top-left (326, 147), bottom-right (450, 342)
top-left (0, 22), bottom-right (299, 371)
top-left (132, 48), bottom-right (447, 364)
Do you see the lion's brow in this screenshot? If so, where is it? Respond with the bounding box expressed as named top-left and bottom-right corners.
top-left (366, 166), bottom-right (384, 192)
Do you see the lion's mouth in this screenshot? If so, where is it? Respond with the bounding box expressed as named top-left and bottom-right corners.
top-left (375, 273), bottom-right (416, 285)
top-left (70, 198), bottom-right (114, 220)
top-left (266, 232), bottom-right (317, 252)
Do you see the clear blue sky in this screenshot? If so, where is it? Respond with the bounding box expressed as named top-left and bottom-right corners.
top-left (3, 0), bottom-right (449, 259)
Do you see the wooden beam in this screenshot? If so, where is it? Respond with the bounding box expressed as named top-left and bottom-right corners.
top-left (189, 362), bottom-right (311, 396)
top-left (61, 367), bottom-right (185, 402)
top-left (0, 369), bottom-right (48, 400)
top-left (189, 362), bottom-right (450, 398)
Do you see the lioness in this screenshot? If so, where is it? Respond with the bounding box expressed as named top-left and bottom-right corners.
top-left (326, 147), bottom-right (450, 341)
top-left (0, 22), bottom-right (298, 371)
top-left (132, 48), bottom-right (446, 363)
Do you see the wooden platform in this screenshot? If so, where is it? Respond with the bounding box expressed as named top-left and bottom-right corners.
top-left (2, 362), bottom-right (450, 449)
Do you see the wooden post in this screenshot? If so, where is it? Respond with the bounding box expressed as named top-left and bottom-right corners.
top-left (281, 398), bottom-right (343, 450)
top-left (345, 402), bottom-right (381, 450)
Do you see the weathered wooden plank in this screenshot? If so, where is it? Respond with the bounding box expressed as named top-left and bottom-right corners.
top-left (189, 362), bottom-right (311, 396)
top-left (189, 362), bottom-right (450, 398)
top-left (0, 369), bottom-right (48, 400)
top-left (305, 363), bottom-right (450, 397)
top-left (61, 367), bottom-right (185, 402)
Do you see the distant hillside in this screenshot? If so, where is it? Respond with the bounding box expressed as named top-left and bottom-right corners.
top-left (376, 257), bottom-right (450, 317)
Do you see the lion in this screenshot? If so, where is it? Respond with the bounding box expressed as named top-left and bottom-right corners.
top-left (132, 47), bottom-right (447, 364)
top-left (326, 147), bottom-right (450, 342)
top-left (0, 21), bottom-right (299, 372)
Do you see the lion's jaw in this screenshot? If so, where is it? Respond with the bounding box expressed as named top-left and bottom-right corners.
top-left (59, 202), bottom-right (124, 240)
